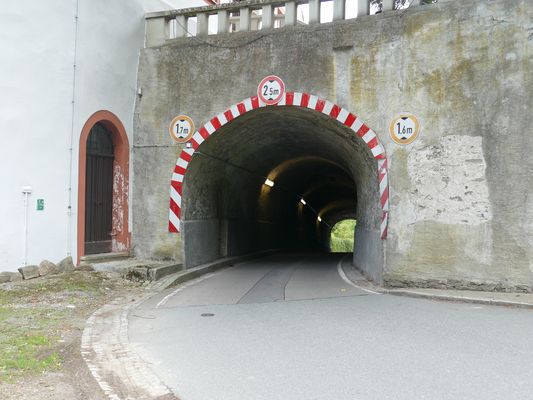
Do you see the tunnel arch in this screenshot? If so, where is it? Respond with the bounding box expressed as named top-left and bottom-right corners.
top-left (168, 92), bottom-right (389, 280)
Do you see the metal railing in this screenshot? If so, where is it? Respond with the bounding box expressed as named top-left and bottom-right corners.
top-left (145, 0), bottom-right (428, 47)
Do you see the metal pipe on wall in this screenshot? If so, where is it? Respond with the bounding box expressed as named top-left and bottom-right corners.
top-left (21, 186), bottom-right (32, 266)
top-left (67, 0), bottom-right (80, 260)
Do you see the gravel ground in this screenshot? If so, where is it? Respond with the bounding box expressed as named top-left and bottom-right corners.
top-left (0, 270), bottom-right (144, 399)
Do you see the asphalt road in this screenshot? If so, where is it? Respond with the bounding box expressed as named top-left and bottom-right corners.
top-left (129, 253), bottom-right (533, 400)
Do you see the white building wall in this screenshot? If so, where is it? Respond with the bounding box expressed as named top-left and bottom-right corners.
top-left (0, 0), bottom-right (203, 271)
top-left (0, 1), bottom-right (75, 271)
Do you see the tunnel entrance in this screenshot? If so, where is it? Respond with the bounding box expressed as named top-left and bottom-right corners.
top-left (169, 94), bottom-right (389, 283)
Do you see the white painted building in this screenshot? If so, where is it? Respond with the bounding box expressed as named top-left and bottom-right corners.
top-left (0, 0), bottom-right (204, 271)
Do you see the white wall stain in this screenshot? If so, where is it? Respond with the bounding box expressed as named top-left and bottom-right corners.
top-left (407, 135), bottom-right (492, 226)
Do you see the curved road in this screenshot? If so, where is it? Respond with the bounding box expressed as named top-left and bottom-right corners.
top-left (129, 253), bottom-right (533, 400)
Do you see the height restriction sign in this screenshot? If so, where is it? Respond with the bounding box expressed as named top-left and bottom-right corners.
top-left (258, 75), bottom-right (285, 105)
top-left (169, 115), bottom-right (195, 143)
top-left (389, 113), bottom-right (420, 145)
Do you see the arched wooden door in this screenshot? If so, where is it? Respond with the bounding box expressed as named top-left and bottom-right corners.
top-left (84, 122), bottom-right (114, 254)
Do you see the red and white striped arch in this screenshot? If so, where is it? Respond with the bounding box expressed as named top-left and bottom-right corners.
top-left (169, 92), bottom-right (390, 239)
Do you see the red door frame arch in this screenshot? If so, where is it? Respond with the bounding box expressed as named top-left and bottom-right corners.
top-left (168, 92), bottom-right (390, 239)
top-left (78, 110), bottom-right (130, 263)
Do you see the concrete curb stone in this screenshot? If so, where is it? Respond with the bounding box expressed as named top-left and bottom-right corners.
top-left (384, 288), bottom-right (533, 309)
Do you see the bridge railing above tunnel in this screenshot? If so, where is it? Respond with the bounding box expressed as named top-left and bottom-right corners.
top-left (145, 0), bottom-right (433, 47)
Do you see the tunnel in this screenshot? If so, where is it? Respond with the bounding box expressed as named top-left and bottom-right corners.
top-left (179, 104), bottom-right (385, 282)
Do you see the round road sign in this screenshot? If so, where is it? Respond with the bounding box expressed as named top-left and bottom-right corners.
top-left (258, 75), bottom-right (285, 105)
top-left (169, 115), bottom-right (195, 143)
top-left (389, 113), bottom-right (420, 145)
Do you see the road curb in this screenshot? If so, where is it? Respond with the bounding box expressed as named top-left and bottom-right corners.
top-left (384, 289), bottom-right (533, 309)
top-left (340, 262), bottom-right (533, 310)
top-left (170, 249), bottom-right (279, 286)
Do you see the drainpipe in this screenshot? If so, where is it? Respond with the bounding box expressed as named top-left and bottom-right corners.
top-left (21, 186), bottom-right (32, 266)
top-left (67, 0), bottom-right (80, 258)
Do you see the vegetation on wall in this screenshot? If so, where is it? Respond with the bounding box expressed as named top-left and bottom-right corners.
top-left (330, 219), bottom-right (356, 253)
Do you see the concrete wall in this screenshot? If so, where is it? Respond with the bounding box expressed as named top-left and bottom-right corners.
top-left (0, 0), bottom-right (203, 271)
top-left (134, 0), bottom-right (533, 290)
top-left (380, 0), bottom-right (533, 291)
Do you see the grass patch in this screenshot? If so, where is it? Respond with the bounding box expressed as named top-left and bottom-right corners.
top-left (0, 333), bottom-right (61, 379)
top-left (0, 271), bottom-right (127, 382)
top-left (0, 306), bottom-right (64, 382)
top-left (330, 219), bottom-right (357, 253)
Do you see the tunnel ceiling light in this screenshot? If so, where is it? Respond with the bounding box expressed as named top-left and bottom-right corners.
top-left (264, 178), bottom-right (275, 187)
top-left (300, 198), bottom-right (306, 205)
top-left (317, 216), bottom-right (322, 222)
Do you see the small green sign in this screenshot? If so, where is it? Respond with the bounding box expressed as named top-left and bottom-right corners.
top-left (36, 199), bottom-right (44, 211)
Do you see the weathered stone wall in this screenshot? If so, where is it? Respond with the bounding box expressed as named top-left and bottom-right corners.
top-left (134, 0), bottom-right (533, 290)
top-left (379, 0), bottom-right (533, 291)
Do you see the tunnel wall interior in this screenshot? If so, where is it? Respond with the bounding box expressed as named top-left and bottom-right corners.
top-left (181, 107), bottom-right (383, 270)
top-left (134, 0), bottom-right (533, 290)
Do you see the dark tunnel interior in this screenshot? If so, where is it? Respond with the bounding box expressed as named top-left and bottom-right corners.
top-left (181, 106), bottom-right (383, 278)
